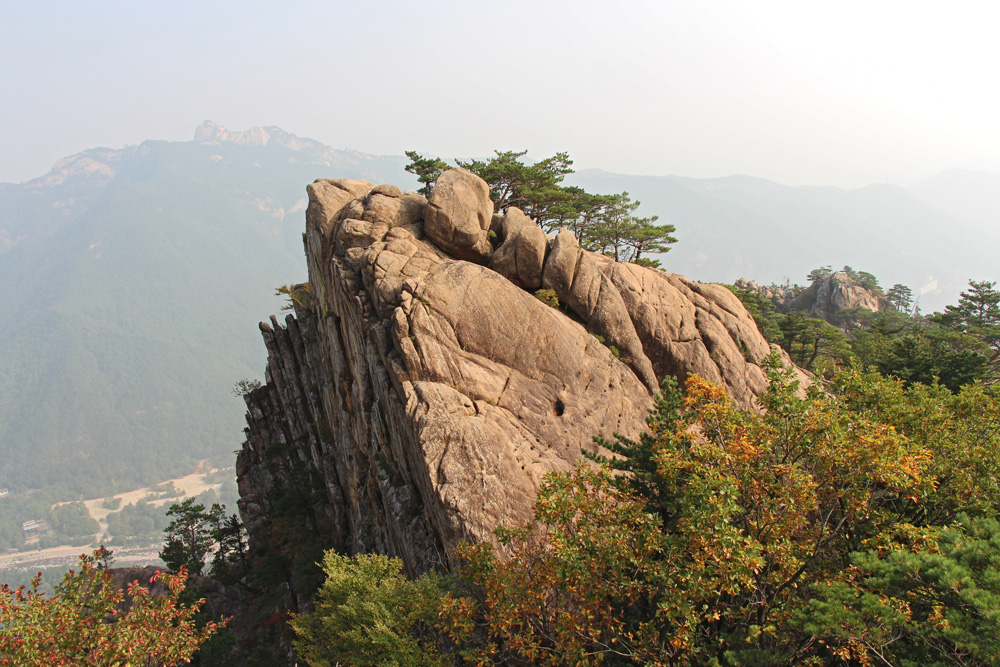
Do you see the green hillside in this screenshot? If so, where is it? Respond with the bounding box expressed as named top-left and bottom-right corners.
top-left (0, 131), bottom-right (411, 497)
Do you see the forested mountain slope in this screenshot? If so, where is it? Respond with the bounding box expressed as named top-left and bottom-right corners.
top-left (0, 123), bottom-right (411, 495)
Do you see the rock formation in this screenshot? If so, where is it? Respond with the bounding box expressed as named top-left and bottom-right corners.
top-left (236, 169), bottom-right (800, 606)
top-left (735, 273), bottom-right (890, 326)
top-left (808, 271), bottom-right (890, 322)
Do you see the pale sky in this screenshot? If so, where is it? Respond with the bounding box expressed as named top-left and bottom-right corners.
top-left (3, 0), bottom-right (999, 188)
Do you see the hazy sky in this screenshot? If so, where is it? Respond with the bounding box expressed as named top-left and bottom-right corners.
top-left (3, 0), bottom-right (999, 187)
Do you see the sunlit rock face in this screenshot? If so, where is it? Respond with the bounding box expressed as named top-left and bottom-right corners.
top-left (236, 169), bottom-right (799, 585)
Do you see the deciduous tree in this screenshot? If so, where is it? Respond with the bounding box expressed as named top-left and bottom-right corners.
top-left (441, 359), bottom-right (1000, 665)
top-left (0, 549), bottom-right (221, 666)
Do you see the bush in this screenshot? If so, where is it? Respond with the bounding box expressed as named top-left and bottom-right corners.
top-left (0, 549), bottom-right (222, 665)
top-left (532, 288), bottom-right (559, 308)
top-left (441, 360), bottom-right (1000, 665)
top-left (291, 552), bottom-right (450, 667)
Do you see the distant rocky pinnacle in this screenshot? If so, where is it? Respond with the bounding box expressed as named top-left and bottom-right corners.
top-left (236, 169), bottom-right (803, 585)
top-left (736, 272), bottom-right (891, 323)
top-left (194, 119), bottom-right (325, 152)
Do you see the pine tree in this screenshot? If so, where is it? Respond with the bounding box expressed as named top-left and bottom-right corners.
top-left (403, 151), bottom-right (450, 196)
top-left (160, 498), bottom-right (214, 576)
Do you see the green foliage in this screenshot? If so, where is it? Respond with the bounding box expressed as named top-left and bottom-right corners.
top-left (582, 191), bottom-right (677, 263)
top-left (934, 279), bottom-right (1000, 355)
top-left (456, 150), bottom-right (575, 226)
top-left (801, 514), bottom-right (1000, 666)
top-left (239, 452), bottom-right (334, 657)
top-left (403, 151), bottom-right (450, 196)
top-left (855, 326), bottom-right (990, 392)
top-left (0, 548), bottom-right (222, 665)
top-left (855, 269), bottom-right (882, 295)
top-left (442, 361), bottom-right (1000, 665)
top-left (210, 511), bottom-right (250, 584)
top-left (886, 282), bottom-right (914, 313)
top-left (106, 498), bottom-right (169, 542)
top-left (275, 282), bottom-right (311, 311)
top-left (807, 265), bottom-right (833, 283)
top-left (160, 498), bottom-right (216, 576)
top-left (0, 138), bottom-right (332, 505)
top-left (160, 498), bottom-right (247, 581)
top-left (47, 502), bottom-right (99, 542)
top-left (532, 288), bottom-right (560, 308)
top-left (726, 285), bottom-right (782, 342)
top-left (0, 491), bottom-right (106, 552)
top-left (291, 552), bottom-right (450, 667)
top-left (777, 311), bottom-right (852, 375)
top-left (734, 270), bottom-right (998, 388)
top-left (407, 149), bottom-right (677, 264)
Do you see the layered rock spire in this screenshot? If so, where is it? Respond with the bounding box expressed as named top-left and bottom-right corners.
top-left (237, 168), bottom-right (802, 588)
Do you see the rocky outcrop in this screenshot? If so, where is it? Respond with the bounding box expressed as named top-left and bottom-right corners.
top-left (236, 169), bottom-right (799, 606)
top-left (808, 271), bottom-right (890, 322)
top-left (735, 273), bottom-right (891, 326)
top-left (733, 278), bottom-right (797, 305)
top-left (488, 207), bottom-right (547, 290)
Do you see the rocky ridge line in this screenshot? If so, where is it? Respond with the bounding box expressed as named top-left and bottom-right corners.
top-left (236, 168), bottom-right (802, 602)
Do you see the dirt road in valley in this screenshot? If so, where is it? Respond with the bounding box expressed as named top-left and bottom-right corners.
top-left (0, 543), bottom-right (164, 573)
top-left (0, 467), bottom-right (230, 575)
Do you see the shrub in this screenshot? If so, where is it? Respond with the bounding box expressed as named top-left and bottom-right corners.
top-left (0, 549), bottom-right (222, 665)
top-left (291, 552), bottom-right (450, 667)
top-left (533, 289), bottom-right (559, 308)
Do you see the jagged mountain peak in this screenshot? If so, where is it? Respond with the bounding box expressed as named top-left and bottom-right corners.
top-left (193, 119), bottom-right (326, 152)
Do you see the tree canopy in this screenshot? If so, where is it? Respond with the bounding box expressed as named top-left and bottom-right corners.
top-left (405, 150), bottom-right (677, 265)
top-left (293, 359), bottom-right (1000, 665)
top-left (438, 360), bottom-right (1000, 665)
top-left (160, 497), bottom-right (247, 581)
top-left (730, 271), bottom-right (998, 387)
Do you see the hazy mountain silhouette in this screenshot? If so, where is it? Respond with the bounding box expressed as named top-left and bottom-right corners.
top-left (0, 122), bottom-right (412, 495)
top-left (1, 125), bottom-right (992, 498)
top-left (566, 170), bottom-right (989, 312)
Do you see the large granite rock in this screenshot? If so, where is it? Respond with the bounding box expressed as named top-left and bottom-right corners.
top-left (735, 272), bottom-right (890, 326)
top-left (488, 207), bottom-right (547, 290)
top-left (424, 168), bottom-right (494, 263)
top-left (236, 168), bottom-right (803, 600)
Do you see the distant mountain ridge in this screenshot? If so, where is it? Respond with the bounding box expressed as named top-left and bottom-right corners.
top-left (0, 122), bottom-right (414, 496)
top-left (1, 123), bottom-right (994, 499)
top-left (567, 169), bottom-right (991, 311)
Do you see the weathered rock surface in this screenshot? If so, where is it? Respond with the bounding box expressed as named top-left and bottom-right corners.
top-left (735, 273), bottom-right (890, 326)
top-left (424, 168), bottom-right (494, 263)
top-left (808, 271), bottom-right (890, 321)
top-left (488, 207), bottom-right (547, 290)
top-left (237, 168), bottom-right (801, 607)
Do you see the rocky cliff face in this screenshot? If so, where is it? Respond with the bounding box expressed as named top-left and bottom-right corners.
top-left (736, 272), bottom-right (890, 325)
top-left (806, 271), bottom-right (890, 321)
top-left (235, 169), bottom-right (796, 609)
